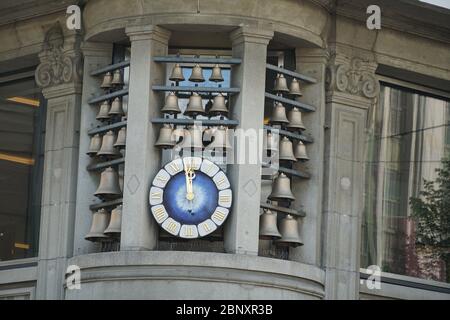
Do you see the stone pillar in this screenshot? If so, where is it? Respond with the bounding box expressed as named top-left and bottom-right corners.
top-left (120, 25), bottom-right (171, 251)
top-left (72, 42), bottom-right (113, 256)
top-left (323, 53), bottom-right (380, 299)
top-left (34, 23), bottom-right (83, 299)
top-left (224, 26), bottom-right (273, 255)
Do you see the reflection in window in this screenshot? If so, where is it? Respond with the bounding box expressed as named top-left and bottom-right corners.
top-left (362, 84), bottom-right (450, 283)
top-left (0, 75), bottom-right (45, 261)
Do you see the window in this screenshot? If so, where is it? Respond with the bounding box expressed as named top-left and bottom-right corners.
top-left (0, 72), bottom-right (45, 261)
top-left (362, 82), bottom-right (450, 283)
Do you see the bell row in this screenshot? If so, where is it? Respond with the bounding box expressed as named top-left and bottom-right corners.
top-left (259, 209), bottom-right (303, 247)
top-left (162, 92), bottom-right (229, 116)
top-left (264, 133), bottom-right (309, 162)
top-left (269, 103), bottom-right (306, 131)
top-left (85, 205), bottom-right (122, 242)
top-left (100, 69), bottom-right (124, 88)
top-left (87, 128), bottom-right (126, 157)
top-left (169, 63), bottom-right (224, 83)
top-left (273, 73), bottom-right (303, 96)
top-left (96, 98), bottom-right (126, 121)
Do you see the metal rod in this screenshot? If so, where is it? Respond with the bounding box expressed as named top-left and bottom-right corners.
top-left (261, 162), bottom-right (311, 179)
top-left (89, 198), bottom-right (123, 211)
top-left (151, 118), bottom-right (239, 127)
top-left (88, 88), bottom-right (129, 104)
top-left (152, 85), bottom-right (240, 94)
top-left (260, 202), bottom-right (306, 218)
top-left (87, 158), bottom-right (125, 171)
top-left (266, 63), bottom-right (317, 84)
top-left (154, 56), bottom-right (242, 65)
top-left (265, 92), bottom-right (316, 112)
top-left (87, 120), bottom-right (127, 136)
top-left (263, 125), bottom-right (314, 144)
top-left (90, 61), bottom-right (130, 76)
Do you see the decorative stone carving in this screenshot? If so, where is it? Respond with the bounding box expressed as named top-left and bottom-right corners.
top-left (326, 56), bottom-right (379, 99)
top-left (35, 22), bottom-right (83, 88)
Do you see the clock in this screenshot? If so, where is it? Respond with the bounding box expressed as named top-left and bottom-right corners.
top-left (149, 157), bottom-right (232, 238)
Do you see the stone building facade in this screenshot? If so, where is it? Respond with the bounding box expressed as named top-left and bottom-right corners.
top-left (0, 0), bottom-right (449, 300)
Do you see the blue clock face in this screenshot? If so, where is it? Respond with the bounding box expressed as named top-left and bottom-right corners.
top-left (149, 157), bottom-right (232, 238)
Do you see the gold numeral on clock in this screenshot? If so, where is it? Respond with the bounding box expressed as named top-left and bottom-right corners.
top-left (151, 191), bottom-right (162, 200)
top-left (213, 210), bottom-right (226, 222)
top-left (186, 227), bottom-right (193, 237)
top-left (167, 221), bottom-right (177, 233)
top-left (219, 195), bottom-right (231, 203)
top-left (216, 177), bottom-right (226, 188)
top-left (169, 162), bottom-right (180, 173)
top-left (203, 223), bottom-right (211, 232)
top-left (154, 207), bottom-right (165, 221)
top-left (156, 175), bottom-right (167, 183)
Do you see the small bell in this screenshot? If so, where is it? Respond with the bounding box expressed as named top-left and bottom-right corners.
top-left (100, 72), bottom-right (112, 88)
top-left (275, 214), bottom-right (303, 247)
top-left (161, 92), bottom-right (181, 114)
top-left (287, 107), bottom-right (306, 131)
top-left (176, 125), bottom-right (204, 149)
top-left (207, 126), bottom-right (232, 150)
top-left (208, 93), bottom-right (228, 116)
top-left (108, 97), bottom-right (124, 116)
top-left (96, 100), bottom-right (111, 121)
top-left (270, 102), bottom-right (289, 124)
top-left (259, 209), bottom-right (282, 240)
top-left (263, 131), bottom-right (278, 152)
top-left (87, 134), bottom-right (102, 156)
top-left (114, 127), bottom-right (127, 149)
top-left (279, 136), bottom-right (297, 162)
top-left (97, 131), bottom-right (120, 157)
top-left (209, 64), bottom-right (224, 82)
top-left (189, 64), bottom-right (205, 82)
top-left (155, 124), bottom-right (176, 149)
top-left (274, 73), bottom-right (289, 93)
top-left (111, 69), bottom-right (123, 86)
top-left (104, 205), bottom-right (122, 237)
top-left (85, 209), bottom-right (110, 242)
top-left (289, 78), bottom-right (303, 96)
top-left (184, 92), bottom-right (205, 116)
top-left (169, 63), bottom-right (185, 82)
top-left (94, 167), bottom-right (122, 199)
top-left (294, 140), bottom-right (309, 161)
top-left (268, 172), bottom-right (295, 201)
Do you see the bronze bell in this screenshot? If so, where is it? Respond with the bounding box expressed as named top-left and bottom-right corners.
top-left (259, 209), bottom-right (282, 240)
top-left (87, 134), bottom-right (102, 156)
top-left (104, 205), bottom-right (122, 237)
top-left (114, 127), bottom-right (126, 149)
top-left (207, 126), bottom-right (232, 150)
top-left (279, 136), bottom-right (297, 162)
top-left (100, 72), bottom-right (112, 88)
top-left (289, 78), bottom-right (303, 96)
top-left (264, 131), bottom-right (278, 152)
top-left (111, 69), bottom-right (123, 86)
top-left (275, 214), bottom-right (303, 247)
top-left (184, 92), bottom-right (205, 116)
top-left (97, 130), bottom-right (120, 157)
top-left (94, 167), bottom-right (122, 199)
top-left (189, 64), bottom-right (205, 82)
top-left (109, 97), bottom-right (124, 116)
top-left (209, 64), bottom-right (224, 82)
top-left (176, 125), bottom-right (204, 149)
top-left (287, 107), bottom-right (306, 131)
top-left (268, 172), bottom-right (295, 201)
top-left (274, 73), bottom-right (289, 93)
top-left (161, 92), bottom-right (181, 114)
top-left (155, 124), bottom-right (176, 148)
top-left (294, 140), bottom-right (309, 161)
top-left (209, 93), bottom-right (228, 115)
top-left (270, 102), bottom-right (289, 124)
top-left (85, 209), bottom-right (110, 242)
top-left (169, 63), bottom-right (185, 82)
top-left (96, 100), bottom-right (111, 121)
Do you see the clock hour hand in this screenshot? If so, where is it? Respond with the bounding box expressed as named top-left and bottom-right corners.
top-left (184, 164), bottom-right (195, 201)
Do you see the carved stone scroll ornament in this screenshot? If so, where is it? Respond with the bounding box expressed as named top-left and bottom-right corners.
top-left (35, 22), bottom-right (83, 88)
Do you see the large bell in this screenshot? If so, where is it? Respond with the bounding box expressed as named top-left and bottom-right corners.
top-left (208, 93), bottom-right (228, 115)
top-left (294, 140), bottom-right (309, 161)
top-left (184, 92), bottom-right (205, 116)
top-left (289, 78), bottom-right (303, 96)
top-left (155, 124), bottom-right (176, 149)
top-left (270, 102), bottom-right (289, 124)
top-left (111, 69), bottom-right (123, 86)
top-left (169, 63), bottom-right (185, 82)
top-left (259, 209), bottom-right (282, 240)
top-left (87, 134), bottom-right (102, 156)
top-left (268, 172), bottom-right (295, 201)
top-left (189, 64), bottom-right (205, 82)
top-left (274, 73), bottom-right (289, 93)
top-left (104, 205), bottom-right (122, 237)
top-left (279, 136), bottom-right (297, 162)
top-left (108, 97), bottom-right (124, 116)
top-left (85, 209), bottom-right (110, 242)
top-left (97, 130), bottom-right (120, 157)
top-left (96, 100), bottom-right (111, 121)
top-left (176, 125), bottom-right (204, 149)
top-left (207, 126), bottom-right (232, 150)
top-left (114, 127), bottom-right (126, 149)
top-left (263, 131), bottom-right (278, 152)
top-left (275, 214), bottom-right (303, 247)
top-left (287, 107), bottom-right (306, 131)
top-left (94, 167), bottom-right (122, 199)
top-left (100, 72), bottom-right (112, 88)
top-left (161, 92), bottom-right (181, 114)
top-left (209, 64), bottom-right (224, 82)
